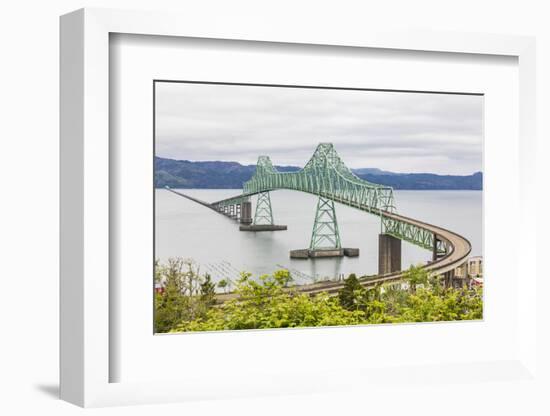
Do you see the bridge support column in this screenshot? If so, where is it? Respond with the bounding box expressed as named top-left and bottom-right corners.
top-left (239, 201), bottom-right (252, 224)
top-left (240, 192), bottom-right (287, 231)
top-left (444, 269), bottom-right (455, 289)
top-left (254, 191), bottom-right (274, 225)
top-left (310, 196), bottom-right (341, 251)
top-left (378, 233), bottom-right (401, 275)
top-left (290, 195), bottom-right (359, 259)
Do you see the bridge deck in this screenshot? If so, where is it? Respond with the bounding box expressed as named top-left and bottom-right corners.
top-left (166, 188), bottom-right (239, 219)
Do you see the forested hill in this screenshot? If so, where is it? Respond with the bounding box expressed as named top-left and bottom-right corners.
top-left (154, 157), bottom-right (482, 190)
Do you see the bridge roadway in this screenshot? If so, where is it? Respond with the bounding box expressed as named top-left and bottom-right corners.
top-left (166, 188), bottom-right (240, 219)
top-left (165, 188), bottom-right (471, 302)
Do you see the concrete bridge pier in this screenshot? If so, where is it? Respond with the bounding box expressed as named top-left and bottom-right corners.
top-left (443, 269), bottom-right (455, 289)
top-left (240, 201), bottom-right (252, 224)
top-left (378, 233), bottom-right (402, 275)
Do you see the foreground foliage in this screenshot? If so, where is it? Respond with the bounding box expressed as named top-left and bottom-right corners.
top-left (154, 259), bottom-right (483, 333)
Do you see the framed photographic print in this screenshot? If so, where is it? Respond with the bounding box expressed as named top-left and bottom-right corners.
top-left (60, 8), bottom-right (539, 408)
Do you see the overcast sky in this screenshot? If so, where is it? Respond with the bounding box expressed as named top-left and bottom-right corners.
top-left (155, 82), bottom-right (483, 175)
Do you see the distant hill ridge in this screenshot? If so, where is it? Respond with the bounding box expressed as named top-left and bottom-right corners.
top-left (155, 157), bottom-right (482, 190)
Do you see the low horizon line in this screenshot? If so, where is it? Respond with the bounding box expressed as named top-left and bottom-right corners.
top-left (155, 155), bottom-right (483, 177)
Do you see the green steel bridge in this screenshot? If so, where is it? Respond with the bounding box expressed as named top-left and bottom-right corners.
top-left (167, 142), bottom-right (471, 290)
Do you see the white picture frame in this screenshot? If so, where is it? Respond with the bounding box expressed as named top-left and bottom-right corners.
top-left (60, 8), bottom-right (538, 408)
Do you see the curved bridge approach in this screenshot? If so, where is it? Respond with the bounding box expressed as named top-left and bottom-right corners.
top-left (167, 143), bottom-right (471, 292)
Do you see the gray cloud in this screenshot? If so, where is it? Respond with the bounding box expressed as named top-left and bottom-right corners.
top-left (155, 82), bottom-right (483, 175)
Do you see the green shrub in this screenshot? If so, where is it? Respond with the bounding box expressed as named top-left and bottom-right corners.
top-left (154, 259), bottom-right (483, 333)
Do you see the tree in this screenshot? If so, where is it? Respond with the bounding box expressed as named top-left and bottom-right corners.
top-left (338, 274), bottom-right (363, 310)
top-left (154, 258), bottom-right (217, 332)
top-left (154, 258), bottom-right (190, 332)
top-left (273, 269), bottom-right (293, 287)
top-left (200, 274), bottom-right (216, 306)
top-left (217, 279), bottom-right (229, 293)
top-left (403, 265), bottom-right (428, 293)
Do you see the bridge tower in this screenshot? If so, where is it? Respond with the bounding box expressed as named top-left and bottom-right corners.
top-left (253, 191), bottom-right (274, 225)
top-left (290, 195), bottom-right (359, 259)
top-left (239, 191), bottom-right (287, 232)
top-left (309, 196), bottom-right (341, 251)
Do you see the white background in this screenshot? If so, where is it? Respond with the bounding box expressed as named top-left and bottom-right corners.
top-left (1, 1), bottom-right (549, 415)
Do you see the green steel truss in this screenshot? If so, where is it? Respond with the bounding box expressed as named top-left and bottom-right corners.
top-left (382, 216), bottom-right (449, 255)
top-left (242, 143), bottom-right (396, 214)
top-left (210, 142), bottom-right (446, 254)
top-left (310, 196), bottom-right (341, 250)
top-left (253, 191), bottom-right (274, 225)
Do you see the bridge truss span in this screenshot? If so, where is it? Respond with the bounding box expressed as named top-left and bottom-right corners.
top-left (209, 142), bottom-right (467, 260)
top-left (242, 143), bottom-right (396, 215)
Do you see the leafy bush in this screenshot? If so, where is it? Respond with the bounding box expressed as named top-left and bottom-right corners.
top-left (154, 258), bottom-right (216, 333)
top-left (154, 258), bottom-right (483, 333)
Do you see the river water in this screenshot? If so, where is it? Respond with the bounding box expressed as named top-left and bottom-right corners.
top-left (155, 189), bottom-right (482, 284)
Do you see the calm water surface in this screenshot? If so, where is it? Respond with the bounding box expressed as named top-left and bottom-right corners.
top-left (155, 189), bottom-right (482, 284)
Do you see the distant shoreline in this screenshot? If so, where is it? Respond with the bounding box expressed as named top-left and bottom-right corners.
top-left (155, 157), bottom-right (483, 191)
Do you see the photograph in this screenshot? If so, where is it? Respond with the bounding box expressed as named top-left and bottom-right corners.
top-left (153, 81), bottom-right (484, 333)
